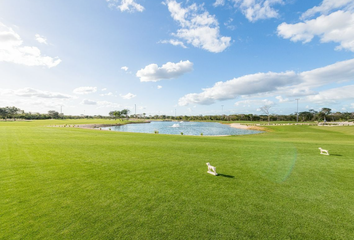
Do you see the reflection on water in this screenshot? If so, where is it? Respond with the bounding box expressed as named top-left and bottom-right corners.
top-left (102, 121), bottom-right (262, 136)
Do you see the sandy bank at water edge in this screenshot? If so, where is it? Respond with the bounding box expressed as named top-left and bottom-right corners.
top-left (229, 123), bottom-right (266, 131)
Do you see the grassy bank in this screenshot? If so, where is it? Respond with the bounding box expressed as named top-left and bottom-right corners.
top-left (1, 120), bottom-right (353, 239)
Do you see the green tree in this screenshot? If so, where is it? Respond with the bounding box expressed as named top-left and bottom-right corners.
top-left (298, 111), bottom-right (313, 122)
top-left (114, 111), bottom-right (122, 120)
top-left (5, 106), bottom-right (21, 120)
top-left (120, 109), bottom-right (130, 120)
top-left (320, 108), bottom-right (332, 122)
top-left (109, 110), bottom-right (122, 120)
top-left (0, 108), bottom-right (6, 119)
top-left (48, 110), bottom-right (60, 119)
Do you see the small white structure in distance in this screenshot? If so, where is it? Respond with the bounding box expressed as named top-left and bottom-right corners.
top-left (206, 162), bottom-right (218, 176)
top-left (319, 147), bottom-right (329, 155)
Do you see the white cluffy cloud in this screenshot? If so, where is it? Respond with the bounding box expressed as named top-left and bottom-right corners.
top-left (306, 85), bottom-right (354, 104)
top-left (278, 11), bottom-right (354, 52)
top-left (163, 0), bottom-right (231, 53)
top-left (0, 22), bottom-right (61, 68)
top-left (233, 0), bottom-right (283, 22)
top-left (160, 39), bottom-right (187, 48)
top-left (213, 0), bottom-right (225, 7)
top-left (35, 34), bottom-right (47, 44)
top-left (121, 66), bottom-right (129, 71)
top-left (178, 58), bottom-right (354, 106)
top-left (275, 95), bottom-right (289, 103)
top-left (120, 93), bottom-right (136, 99)
top-left (301, 0), bottom-right (354, 19)
top-left (107, 0), bottom-right (144, 12)
top-left (277, 0), bottom-right (354, 52)
top-left (0, 87), bottom-right (72, 99)
top-left (136, 60), bottom-right (193, 82)
top-left (81, 99), bottom-right (97, 105)
top-left (81, 99), bottom-right (121, 108)
top-left (73, 87), bottom-right (97, 95)
top-left (214, 0), bottom-right (283, 22)
top-left (179, 71), bottom-right (299, 105)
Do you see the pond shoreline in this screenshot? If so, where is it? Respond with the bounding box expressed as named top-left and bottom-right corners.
top-left (78, 121), bottom-right (151, 129)
top-left (100, 121), bottom-right (262, 136)
top-left (229, 123), bottom-right (266, 131)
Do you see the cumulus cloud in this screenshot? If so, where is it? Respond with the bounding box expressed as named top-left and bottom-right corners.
top-left (157, 85), bottom-right (163, 89)
top-left (178, 58), bottom-right (354, 106)
top-left (214, 0), bottom-right (283, 22)
top-left (160, 39), bottom-right (187, 48)
top-left (3, 87), bottom-right (72, 99)
top-left (121, 66), bottom-right (129, 71)
top-left (136, 60), bottom-right (193, 82)
top-left (305, 85), bottom-right (354, 104)
top-left (0, 88), bottom-right (73, 100)
top-left (16, 88), bottom-right (71, 99)
top-left (163, 0), bottom-right (231, 53)
top-left (299, 58), bottom-right (354, 87)
top-left (232, 0), bottom-right (283, 22)
top-left (0, 22), bottom-right (61, 68)
top-left (213, 0), bottom-right (225, 7)
top-left (81, 99), bottom-right (97, 105)
top-left (301, 0), bottom-right (354, 19)
top-left (35, 34), bottom-right (47, 44)
top-left (275, 95), bottom-right (289, 103)
top-left (73, 87), bottom-right (97, 95)
top-left (81, 99), bottom-right (121, 108)
top-left (278, 11), bottom-right (354, 52)
top-left (179, 71), bottom-right (299, 106)
top-left (120, 93), bottom-right (136, 99)
top-left (278, 1), bottom-right (354, 52)
top-left (107, 0), bottom-right (144, 12)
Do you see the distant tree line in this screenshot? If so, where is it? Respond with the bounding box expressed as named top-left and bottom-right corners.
top-left (132, 108), bottom-right (354, 122)
top-left (1, 106), bottom-right (354, 122)
top-left (0, 106), bottom-right (111, 120)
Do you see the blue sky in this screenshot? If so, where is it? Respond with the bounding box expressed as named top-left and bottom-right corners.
top-left (1, 0), bottom-right (354, 116)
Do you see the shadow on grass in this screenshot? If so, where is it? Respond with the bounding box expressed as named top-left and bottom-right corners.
top-left (217, 173), bottom-right (234, 178)
top-left (329, 154), bottom-right (342, 156)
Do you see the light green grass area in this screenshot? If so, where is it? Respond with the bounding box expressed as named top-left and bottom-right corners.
top-left (1, 120), bottom-right (353, 239)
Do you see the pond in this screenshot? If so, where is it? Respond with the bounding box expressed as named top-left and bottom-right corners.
top-left (102, 121), bottom-right (262, 136)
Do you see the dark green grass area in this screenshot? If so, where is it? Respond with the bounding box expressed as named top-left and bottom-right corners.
top-left (1, 120), bottom-right (353, 239)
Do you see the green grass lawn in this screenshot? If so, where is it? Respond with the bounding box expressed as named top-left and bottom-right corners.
top-left (1, 120), bottom-right (353, 239)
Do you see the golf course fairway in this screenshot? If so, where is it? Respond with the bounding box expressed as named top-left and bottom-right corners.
top-left (1, 120), bottom-right (353, 239)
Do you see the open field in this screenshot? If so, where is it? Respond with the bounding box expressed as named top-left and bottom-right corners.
top-left (1, 120), bottom-right (354, 239)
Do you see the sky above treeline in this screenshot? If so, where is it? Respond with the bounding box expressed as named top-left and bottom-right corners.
top-left (1, 0), bottom-right (354, 116)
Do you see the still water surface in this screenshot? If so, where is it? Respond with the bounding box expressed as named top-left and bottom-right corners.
top-left (103, 121), bottom-right (261, 136)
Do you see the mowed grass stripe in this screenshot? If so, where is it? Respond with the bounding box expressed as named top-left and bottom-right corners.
top-left (1, 120), bottom-right (354, 239)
